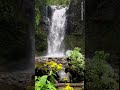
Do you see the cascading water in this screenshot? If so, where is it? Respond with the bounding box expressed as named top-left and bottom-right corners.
top-left (46, 6), bottom-right (67, 57)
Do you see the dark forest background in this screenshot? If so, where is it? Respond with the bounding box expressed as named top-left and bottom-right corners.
top-left (85, 0), bottom-right (120, 89)
top-left (86, 0), bottom-right (120, 75)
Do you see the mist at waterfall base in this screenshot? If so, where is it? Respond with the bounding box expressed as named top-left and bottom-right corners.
top-left (45, 6), bottom-right (68, 57)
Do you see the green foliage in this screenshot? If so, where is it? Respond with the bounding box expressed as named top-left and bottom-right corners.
top-left (35, 29), bottom-right (47, 53)
top-left (35, 14), bottom-right (40, 26)
top-left (35, 60), bottom-right (62, 77)
top-left (66, 47), bottom-right (85, 78)
top-left (47, 0), bottom-right (70, 5)
top-left (35, 75), bottom-right (56, 90)
top-left (35, 0), bottom-right (47, 54)
top-left (93, 51), bottom-right (110, 61)
top-left (35, 61), bottom-right (63, 89)
top-left (0, 0), bottom-right (16, 22)
top-left (85, 51), bottom-right (119, 90)
top-left (35, 62), bottom-right (48, 75)
top-left (35, 0), bottom-right (46, 26)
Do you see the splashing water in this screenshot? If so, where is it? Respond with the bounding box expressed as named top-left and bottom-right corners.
top-left (46, 6), bottom-right (67, 57)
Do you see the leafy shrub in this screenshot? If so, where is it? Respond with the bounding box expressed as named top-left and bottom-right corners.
top-left (85, 51), bottom-right (119, 90)
top-left (66, 47), bottom-right (85, 82)
top-left (35, 61), bottom-right (62, 76)
top-left (35, 75), bottom-right (56, 90)
top-left (35, 61), bottom-right (63, 90)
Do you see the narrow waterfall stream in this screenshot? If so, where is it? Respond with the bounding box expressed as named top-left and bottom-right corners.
top-left (46, 6), bottom-right (67, 57)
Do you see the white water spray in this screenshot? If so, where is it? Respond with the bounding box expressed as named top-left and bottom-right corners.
top-left (46, 6), bottom-right (67, 57)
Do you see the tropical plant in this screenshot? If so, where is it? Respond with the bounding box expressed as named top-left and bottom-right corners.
top-left (66, 47), bottom-right (85, 82)
top-left (66, 47), bottom-right (85, 73)
top-left (85, 51), bottom-right (119, 90)
top-left (35, 61), bottom-right (62, 75)
top-left (35, 61), bottom-right (63, 90)
top-left (35, 75), bottom-right (56, 90)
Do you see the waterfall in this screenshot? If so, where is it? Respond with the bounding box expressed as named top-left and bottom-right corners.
top-left (46, 6), bottom-right (67, 57)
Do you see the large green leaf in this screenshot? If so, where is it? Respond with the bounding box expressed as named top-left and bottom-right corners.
top-left (39, 75), bottom-right (48, 85)
top-left (47, 80), bottom-right (56, 90)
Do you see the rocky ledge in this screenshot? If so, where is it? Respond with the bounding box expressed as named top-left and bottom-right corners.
top-left (35, 56), bottom-right (69, 66)
top-left (0, 72), bottom-right (34, 90)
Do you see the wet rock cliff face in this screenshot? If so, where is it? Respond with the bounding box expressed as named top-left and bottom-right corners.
top-left (64, 0), bottom-right (85, 51)
top-left (66, 0), bottom-right (85, 35)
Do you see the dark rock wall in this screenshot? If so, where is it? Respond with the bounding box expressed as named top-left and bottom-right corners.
top-left (66, 0), bottom-right (85, 35)
top-left (0, 0), bottom-right (35, 71)
top-left (64, 0), bottom-right (85, 51)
